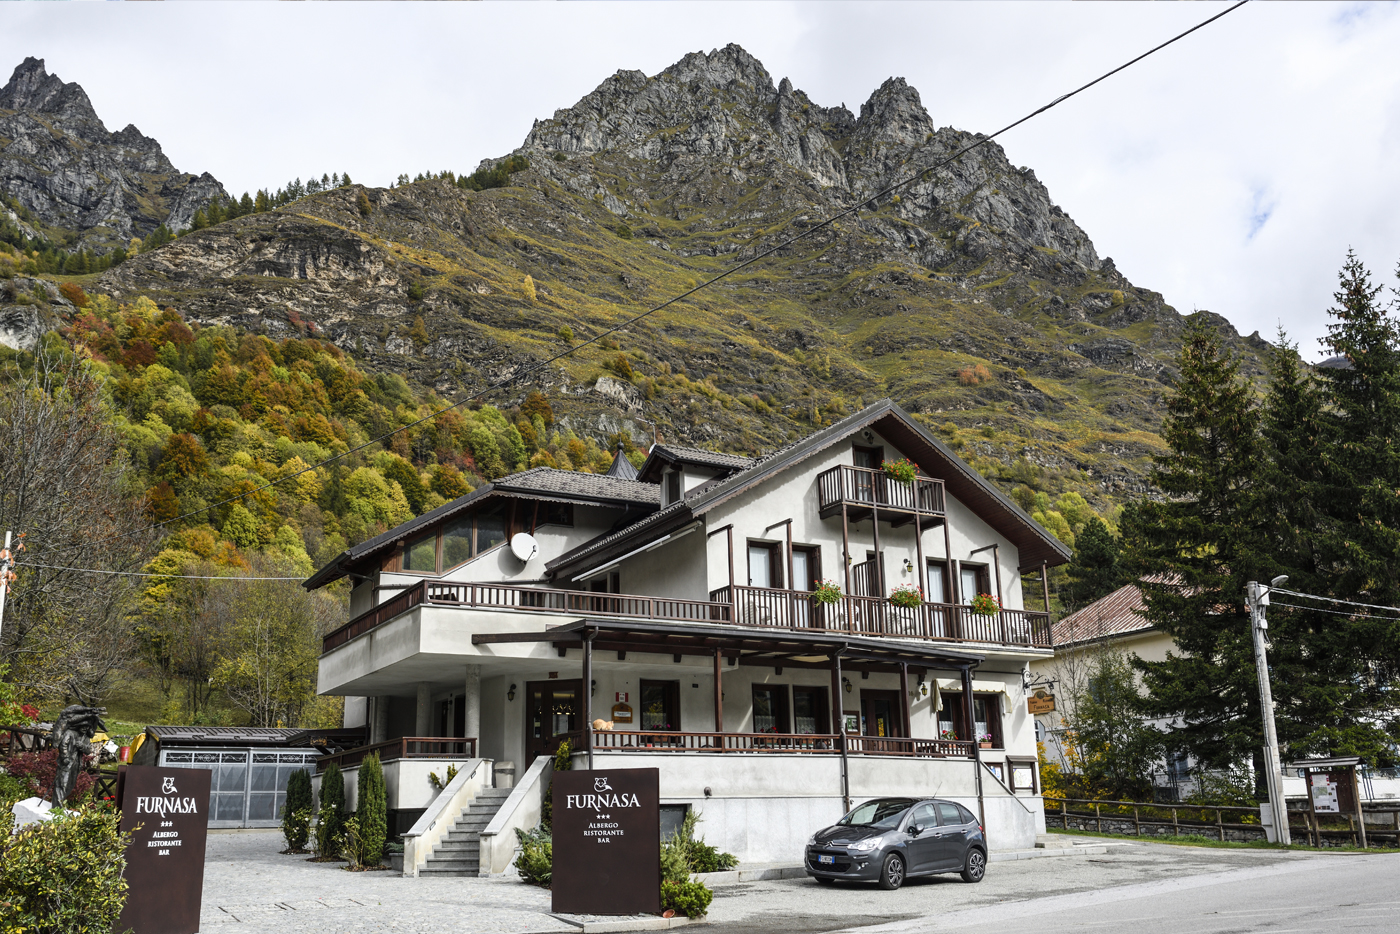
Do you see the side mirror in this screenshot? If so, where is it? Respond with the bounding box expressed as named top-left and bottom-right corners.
top-left (909, 823), bottom-right (924, 836)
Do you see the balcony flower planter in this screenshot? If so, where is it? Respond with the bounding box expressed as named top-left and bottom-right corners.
top-left (882, 458), bottom-right (917, 484)
top-left (979, 742), bottom-right (993, 749)
top-left (889, 584), bottom-right (923, 609)
top-left (970, 593), bottom-right (1001, 616)
top-left (812, 580), bottom-right (843, 606)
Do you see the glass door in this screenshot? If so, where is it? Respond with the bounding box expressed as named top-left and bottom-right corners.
top-left (525, 680), bottom-right (581, 763)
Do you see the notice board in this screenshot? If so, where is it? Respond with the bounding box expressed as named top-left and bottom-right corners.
top-left (551, 767), bottom-right (661, 916)
top-left (116, 765), bottom-right (212, 934)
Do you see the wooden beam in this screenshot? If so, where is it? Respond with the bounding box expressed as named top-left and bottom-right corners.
top-left (899, 662), bottom-right (911, 739)
top-left (713, 648), bottom-right (723, 732)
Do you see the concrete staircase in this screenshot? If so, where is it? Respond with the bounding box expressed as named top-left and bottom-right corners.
top-left (420, 787), bottom-right (513, 876)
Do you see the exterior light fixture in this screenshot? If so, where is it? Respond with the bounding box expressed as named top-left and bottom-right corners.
top-left (591, 679), bottom-right (597, 697)
top-left (507, 684), bottom-right (516, 702)
top-left (842, 677), bottom-right (853, 694)
top-left (903, 559), bottom-right (914, 573)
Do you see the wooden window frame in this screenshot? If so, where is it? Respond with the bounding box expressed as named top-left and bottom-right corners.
top-left (751, 684), bottom-right (791, 734)
top-left (791, 686), bottom-right (830, 735)
top-left (791, 544), bottom-right (821, 591)
top-left (959, 563), bottom-right (992, 605)
top-left (639, 679), bottom-right (681, 732)
top-left (937, 691), bottom-right (1005, 748)
top-left (853, 444), bottom-right (884, 470)
top-left (542, 502), bottom-right (574, 526)
top-left (379, 500), bottom-right (518, 576)
top-left (926, 559), bottom-right (950, 605)
top-left (664, 469), bottom-right (682, 506)
top-left (746, 540), bottom-right (783, 589)
top-left (1006, 755), bottom-right (1039, 795)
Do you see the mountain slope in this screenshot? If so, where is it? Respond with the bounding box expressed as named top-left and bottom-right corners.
top-left (0, 57), bottom-right (226, 252)
top-left (90, 44), bottom-right (1269, 518)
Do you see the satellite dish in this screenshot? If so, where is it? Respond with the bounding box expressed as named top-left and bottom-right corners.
top-left (510, 532), bottom-right (539, 563)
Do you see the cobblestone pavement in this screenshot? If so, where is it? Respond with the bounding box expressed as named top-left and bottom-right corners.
top-left (198, 832), bottom-right (1355, 934)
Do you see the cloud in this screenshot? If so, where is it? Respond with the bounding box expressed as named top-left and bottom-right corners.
top-left (1, 1), bottom-right (1398, 361)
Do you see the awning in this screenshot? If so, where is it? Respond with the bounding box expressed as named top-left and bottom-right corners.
top-left (472, 617), bottom-right (985, 674)
top-left (932, 677), bottom-right (1013, 712)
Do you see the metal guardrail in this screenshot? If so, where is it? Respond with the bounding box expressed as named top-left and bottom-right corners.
top-left (315, 736), bottom-right (476, 772)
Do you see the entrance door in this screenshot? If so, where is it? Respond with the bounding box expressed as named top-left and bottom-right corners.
top-left (860, 689), bottom-right (903, 750)
top-left (525, 680), bottom-right (582, 764)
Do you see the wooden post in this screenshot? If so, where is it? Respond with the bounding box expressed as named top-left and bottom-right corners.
top-left (1041, 561), bottom-right (1050, 615)
top-left (727, 526), bottom-right (737, 624)
top-left (1061, 799), bottom-right (1068, 831)
top-left (713, 649), bottom-right (723, 734)
top-left (1134, 806), bottom-right (1141, 837)
top-left (1351, 767), bottom-right (1368, 849)
top-left (913, 501), bottom-right (925, 602)
top-left (1217, 808), bottom-right (1225, 842)
top-left (841, 505), bottom-right (853, 601)
top-left (898, 663), bottom-right (911, 739)
top-left (1095, 802), bottom-right (1101, 834)
top-left (1172, 807), bottom-right (1179, 835)
top-left (582, 629), bottom-right (593, 770)
top-left (1304, 767), bottom-right (1320, 847)
top-left (962, 666), bottom-right (986, 836)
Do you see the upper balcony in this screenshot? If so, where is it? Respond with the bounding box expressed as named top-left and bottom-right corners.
top-left (321, 578), bottom-right (1051, 654)
top-left (817, 465), bottom-right (945, 525)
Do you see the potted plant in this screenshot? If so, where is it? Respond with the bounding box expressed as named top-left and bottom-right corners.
top-left (979, 733), bottom-right (994, 749)
top-left (882, 458), bottom-right (917, 484)
top-left (812, 579), bottom-right (842, 605)
top-left (970, 592), bottom-right (1001, 616)
top-left (889, 583), bottom-right (923, 609)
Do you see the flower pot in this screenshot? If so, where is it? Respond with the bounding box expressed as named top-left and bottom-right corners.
top-left (979, 742), bottom-right (993, 749)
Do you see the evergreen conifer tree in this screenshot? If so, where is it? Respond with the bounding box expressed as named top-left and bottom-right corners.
top-left (1120, 320), bottom-right (1268, 782)
top-left (239, 192), bottom-right (254, 215)
top-left (317, 762), bottom-right (346, 855)
top-left (190, 209), bottom-right (208, 232)
top-left (205, 200), bottom-right (224, 226)
top-left (1061, 517), bottom-right (1124, 611)
top-left (358, 753), bottom-right (387, 867)
top-left (341, 172), bottom-right (352, 186)
top-left (255, 190), bottom-right (270, 213)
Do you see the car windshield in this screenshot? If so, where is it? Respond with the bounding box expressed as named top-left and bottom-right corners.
top-left (837, 798), bottom-right (915, 830)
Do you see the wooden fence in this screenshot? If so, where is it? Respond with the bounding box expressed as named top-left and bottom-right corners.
top-left (1047, 796), bottom-right (1400, 847)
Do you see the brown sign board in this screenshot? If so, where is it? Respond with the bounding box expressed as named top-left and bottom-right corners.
top-left (116, 765), bottom-right (212, 934)
top-left (551, 767), bottom-right (661, 916)
top-left (1027, 693), bottom-right (1056, 715)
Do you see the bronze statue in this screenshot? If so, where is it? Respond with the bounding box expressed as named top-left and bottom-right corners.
top-left (49, 704), bottom-right (105, 807)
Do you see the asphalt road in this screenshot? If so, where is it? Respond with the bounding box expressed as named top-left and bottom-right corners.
top-left (705, 844), bottom-right (1400, 934)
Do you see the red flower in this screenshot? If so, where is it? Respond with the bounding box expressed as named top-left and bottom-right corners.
top-left (20, 703), bottom-right (40, 722)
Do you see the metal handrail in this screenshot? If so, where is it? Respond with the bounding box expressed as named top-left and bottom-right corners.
top-left (315, 736), bottom-right (477, 772)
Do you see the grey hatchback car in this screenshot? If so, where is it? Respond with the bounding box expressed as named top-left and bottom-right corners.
top-left (804, 797), bottom-right (986, 890)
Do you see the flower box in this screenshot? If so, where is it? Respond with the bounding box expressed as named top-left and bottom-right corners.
top-left (889, 583), bottom-right (923, 608)
top-left (882, 458), bottom-right (917, 484)
top-left (970, 592), bottom-right (1001, 616)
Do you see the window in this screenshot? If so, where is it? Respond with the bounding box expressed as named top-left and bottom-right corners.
top-left (640, 680), bottom-right (679, 731)
top-left (909, 802), bottom-right (937, 830)
top-left (747, 542), bottom-right (781, 589)
top-left (403, 531), bottom-right (437, 572)
top-left (441, 516), bottom-right (473, 569)
top-left (792, 686), bottom-right (829, 734)
top-left (791, 546), bottom-right (820, 591)
top-left (476, 503), bottom-right (507, 555)
top-left (937, 692), bottom-right (1004, 748)
top-left (960, 564), bottom-right (990, 606)
top-left (853, 445), bottom-right (883, 470)
top-left (543, 502), bottom-right (573, 526)
top-left (936, 802), bottom-right (965, 826)
top-left (926, 561), bottom-right (949, 604)
top-left (752, 685), bottom-right (790, 734)
top-left (664, 470), bottom-right (681, 505)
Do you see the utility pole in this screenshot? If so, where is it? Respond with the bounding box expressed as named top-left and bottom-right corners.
top-left (1247, 577), bottom-right (1291, 845)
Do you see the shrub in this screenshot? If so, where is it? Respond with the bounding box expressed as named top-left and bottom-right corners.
top-left (358, 752), bottom-right (387, 867)
top-left (667, 809), bottom-right (738, 874)
top-left (957, 364), bottom-right (992, 386)
top-left (282, 768), bottom-right (313, 851)
top-left (603, 355), bottom-right (634, 382)
top-left (7, 750), bottom-right (95, 804)
top-left (460, 155), bottom-right (531, 192)
top-left (356, 190), bottom-right (372, 216)
top-left (557, 326), bottom-right (574, 343)
top-left (616, 224), bottom-right (633, 240)
top-left (341, 815), bottom-right (366, 869)
top-left (661, 880), bottom-right (713, 918)
top-left (316, 763), bottom-right (346, 857)
top-left (427, 762), bottom-right (459, 791)
top-left (522, 275), bottom-right (537, 303)
top-left (541, 738), bottom-right (572, 826)
top-left (514, 825), bottom-right (552, 886)
top-left (58, 282), bottom-right (89, 307)
top-left (553, 152), bottom-right (567, 163)
top-left (0, 805), bottom-right (130, 933)
top-left (406, 282), bottom-right (425, 302)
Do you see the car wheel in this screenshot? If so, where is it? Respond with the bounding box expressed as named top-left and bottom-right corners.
top-left (815, 876), bottom-right (836, 885)
top-left (878, 853), bottom-right (905, 891)
top-left (960, 848), bottom-right (986, 884)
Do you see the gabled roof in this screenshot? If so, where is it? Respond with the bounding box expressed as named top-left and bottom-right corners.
top-left (549, 399), bottom-right (1073, 580)
top-left (303, 467), bottom-right (659, 590)
top-left (636, 444), bottom-right (756, 483)
top-left (1051, 582), bottom-right (1153, 647)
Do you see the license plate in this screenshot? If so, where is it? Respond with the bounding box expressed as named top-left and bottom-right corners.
top-left (817, 855), bottom-right (835, 865)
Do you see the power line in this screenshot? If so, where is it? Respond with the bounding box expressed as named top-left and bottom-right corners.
top-left (1271, 587), bottom-right (1400, 616)
top-left (1270, 601), bottom-right (1400, 623)
top-left (78, 0), bottom-right (1249, 549)
top-left (23, 562), bottom-right (302, 582)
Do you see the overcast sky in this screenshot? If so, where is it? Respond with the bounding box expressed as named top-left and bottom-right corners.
top-left (2, 1), bottom-right (1397, 360)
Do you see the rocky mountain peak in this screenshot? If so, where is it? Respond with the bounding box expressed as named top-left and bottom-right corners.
top-left (0, 56), bottom-right (226, 250)
top-left (0, 57), bottom-right (98, 124)
top-left (661, 43), bottom-right (775, 94)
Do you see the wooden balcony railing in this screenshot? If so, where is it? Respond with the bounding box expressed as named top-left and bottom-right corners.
top-left (323, 580), bottom-right (729, 652)
top-left (591, 730), bottom-right (974, 758)
top-left (315, 736), bottom-right (477, 772)
top-left (322, 578), bottom-right (1049, 654)
top-left (817, 465), bottom-right (945, 520)
top-left (709, 585), bottom-right (1051, 648)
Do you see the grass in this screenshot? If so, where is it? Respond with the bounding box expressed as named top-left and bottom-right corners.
top-left (1046, 826), bottom-right (1399, 854)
